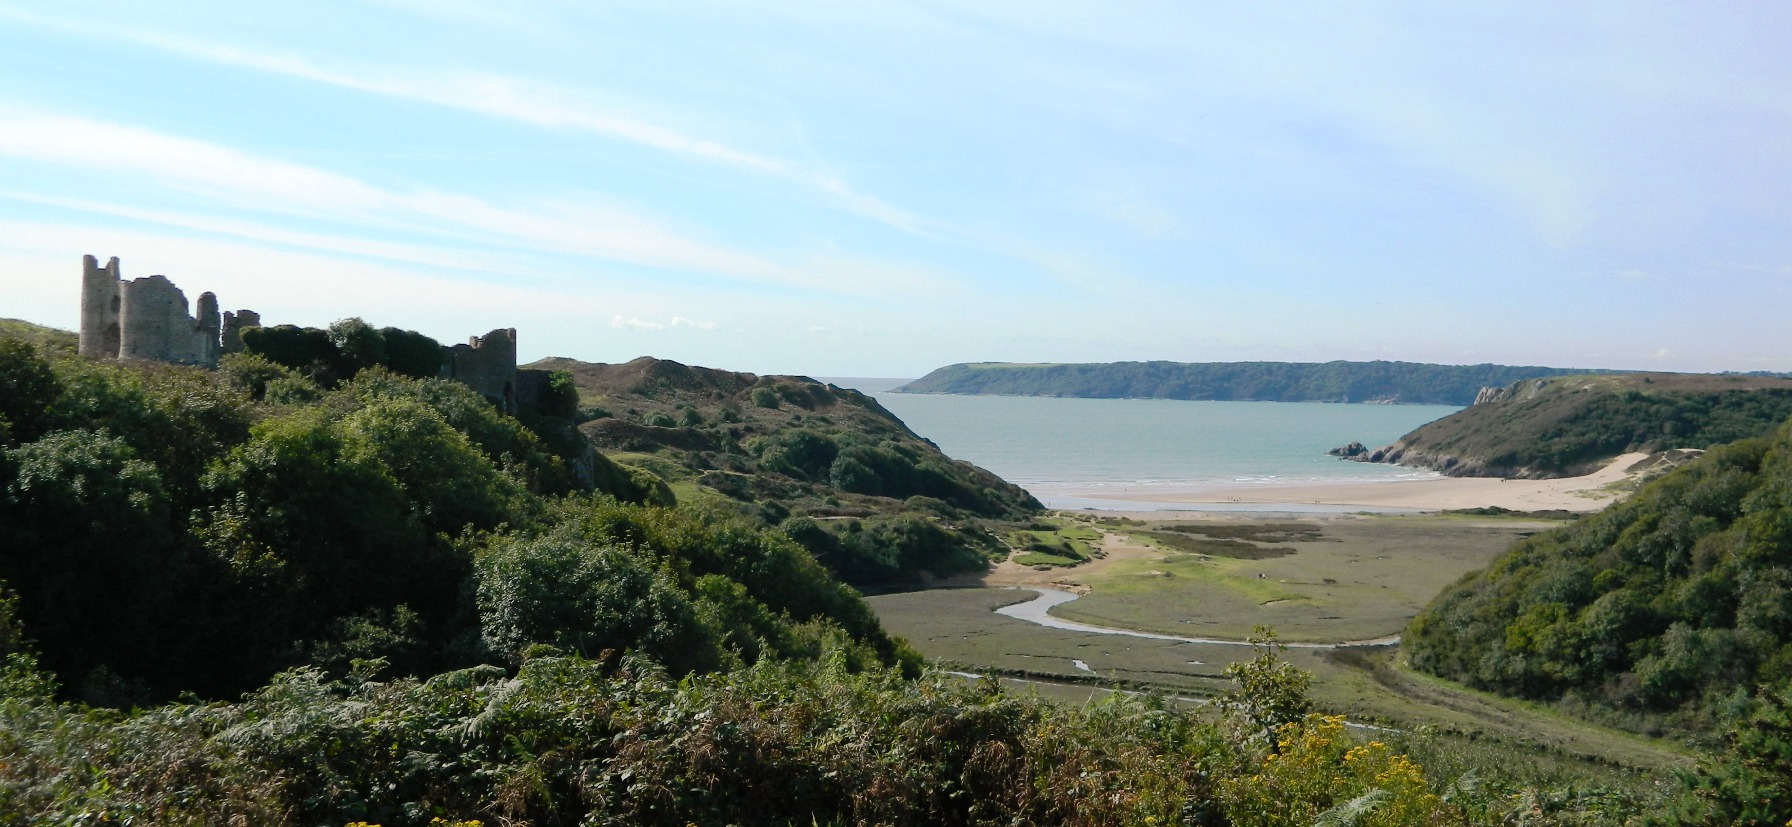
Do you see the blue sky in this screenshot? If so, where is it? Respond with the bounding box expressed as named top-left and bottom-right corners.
top-left (1, 2), bottom-right (1789, 376)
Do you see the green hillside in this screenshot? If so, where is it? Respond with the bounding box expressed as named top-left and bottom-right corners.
top-left (894, 359), bottom-right (1608, 404)
top-left (1407, 415), bottom-right (1792, 736)
top-left (1351, 373), bottom-right (1792, 478)
top-left (0, 328), bottom-right (912, 706)
top-left (0, 319), bottom-right (76, 354)
top-left (533, 356), bottom-right (1041, 588)
top-left (5, 320), bottom-right (1781, 823)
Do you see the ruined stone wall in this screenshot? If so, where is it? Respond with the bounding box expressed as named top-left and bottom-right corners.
top-left (221, 309), bottom-right (260, 354)
top-left (78, 255), bottom-right (240, 368)
top-left (444, 328), bottom-right (520, 413)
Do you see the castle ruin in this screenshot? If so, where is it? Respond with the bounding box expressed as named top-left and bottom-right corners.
top-left (79, 255), bottom-right (256, 368)
top-left (445, 328), bottom-right (521, 414)
top-left (78, 255), bottom-right (526, 413)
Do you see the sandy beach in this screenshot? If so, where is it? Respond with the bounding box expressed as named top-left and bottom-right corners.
top-left (1057, 452), bottom-right (1656, 513)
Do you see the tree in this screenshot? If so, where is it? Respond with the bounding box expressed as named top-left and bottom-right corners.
top-left (241, 324), bottom-right (342, 382)
top-left (1223, 628), bottom-right (1313, 738)
top-left (1672, 684), bottom-right (1792, 825)
top-left (538, 370), bottom-right (580, 420)
top-left (377, 326), bottom-right (444, 379)
top-left (0, 337), bottom-right (59, 442)
top-left (476, 524), bottom-right (721, 674)
top-left (0, 429), bottom-right (173, 695)
top-left (328, 317), bottom-right (387, 374)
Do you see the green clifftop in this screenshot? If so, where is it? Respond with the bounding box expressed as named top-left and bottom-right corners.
top-left (895, 359), bottom-right (1606, 405)
top-left (1349, 373), bottom-right (1792, 479)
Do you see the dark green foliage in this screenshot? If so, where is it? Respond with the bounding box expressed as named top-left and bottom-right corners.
top-left (749, 427), bottom-right (838, 479)
top-left (244, 319), bottom-right (445, 384)
top-left (1407, 418), bottom-right (1792, 738)
top-left (216, 351), bottom-right (303, 401)
top-left (0, 430), bottom-right (175, 699)
top-left (1393, 376), bottom-right (1792, 476)
top-left (538, 369), bottom-right (579, 420)
top-left (784, 513), bottom-right (995, 587)
top-left (0, 343), bottom-right (903, 702)
top-left (0, 338), bottom-right (59, 442)
top-left (566, 501), bottom-right (898, 660)
top-left (241, 323), bottom-right (341, 381)
top-left (327, 316), bottom-right (387, 373)
top-left (477, 523), bottom-right (722, 674)
top-left (897, 359), bottom-right (1610, 404)
top-left (1670, 685), bottom-right (1792, 825)
top-left (0, 656), bottom-right (1239, 826)
top-left (347, 368), bottom-right (573, 496)
top-left (0, 583), bottom-right (24, 659)
top-left (1223, 630), bottom-right (1314, 736)
top-left (379, 326), bottom-right (447, 379)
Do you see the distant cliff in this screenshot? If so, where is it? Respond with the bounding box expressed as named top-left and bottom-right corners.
top-left (893, 360), bottom-right (1607, 406)
top-left (1344, 373), bottom-right (1792, 478)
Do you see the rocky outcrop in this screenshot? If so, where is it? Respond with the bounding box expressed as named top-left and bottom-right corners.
top-left (1327, 441), bottom-right (1368, 458)
top-left (1471, 377), bottom-right (1553, 406)
top-left (1342, 442), bottom-right (1544, 478)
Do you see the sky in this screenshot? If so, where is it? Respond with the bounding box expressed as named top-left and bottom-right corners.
top-left (1, 2), bottom-right (1789, 377)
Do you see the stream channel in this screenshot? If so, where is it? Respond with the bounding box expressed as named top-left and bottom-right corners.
top-left (993, 587), bottom-right (1401, 648)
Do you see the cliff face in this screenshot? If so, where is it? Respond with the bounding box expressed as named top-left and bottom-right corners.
top-left (1341, 373), bottom-right (1792, 479)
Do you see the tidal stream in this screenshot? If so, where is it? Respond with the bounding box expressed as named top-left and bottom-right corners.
top-left (993, 587), bottom-right (1401, 648)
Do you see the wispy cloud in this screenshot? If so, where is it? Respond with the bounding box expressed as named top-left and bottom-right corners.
top-left (609, 315), bottom-right (721, 332)
top-left (611, 315), bottom-right (665, 331)
top-left (0, 106), bottom-right (959, 296)
top-left (0, 6), bottom-right (935, 237)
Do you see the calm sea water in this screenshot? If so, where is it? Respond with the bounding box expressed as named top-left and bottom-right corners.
top-left (822, 378), bottom-right (1458, 510)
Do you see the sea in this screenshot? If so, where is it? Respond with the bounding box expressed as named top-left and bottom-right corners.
top-left (821, 378), bottom-right (1459, 511)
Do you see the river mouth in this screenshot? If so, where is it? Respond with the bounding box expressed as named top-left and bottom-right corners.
top-left (993, 587), bottom-right (1400, 648)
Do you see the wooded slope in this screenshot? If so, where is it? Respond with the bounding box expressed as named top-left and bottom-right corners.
top-left (894, 359), bottom-right (1605, 405)
top-left (1353, 373), bottom-right (1792, 478)
top-left (1407, 413), bottom-right (1792, 737)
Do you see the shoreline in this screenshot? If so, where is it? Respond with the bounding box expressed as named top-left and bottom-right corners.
top-left (1034, 452), bottom-right (1652, 514)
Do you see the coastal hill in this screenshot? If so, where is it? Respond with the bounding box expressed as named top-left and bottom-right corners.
top-left (893, 359), bottom-right (1609, 405)
top-left (530, 355), bottom-right (1041, 586)
top-left (1344, 372), bottom-right (1792, 479)
top-left (1405, 413), bottom-right (1792, 748)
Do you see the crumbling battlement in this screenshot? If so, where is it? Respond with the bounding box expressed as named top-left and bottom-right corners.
top-left (444, 328), bottom-right (521, 414)
top-left (79, 255), bottom-right (253, 368)
top-left (78, 255), bottom-right (525, 414)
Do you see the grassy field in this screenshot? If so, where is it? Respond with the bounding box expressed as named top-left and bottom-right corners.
top-left (1003, 517), bottom-right (1103, 566)
top-left (1054, 515), bottom-right (1552, 642)
top-left (867, 511), bottom-right (1690, 793)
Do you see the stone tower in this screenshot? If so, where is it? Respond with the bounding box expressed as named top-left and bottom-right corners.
top-left (78, 255), bottom-right (122, 359)
top-left (77, 255), bottom-right (245, 368)
top-left (444, 328), bottom-right (520, 413)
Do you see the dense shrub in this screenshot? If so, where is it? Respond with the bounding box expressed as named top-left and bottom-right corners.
top-left (0, 648), bottom-right (1499, 826)
top-left (1407, 416), bottom-right (1792, 737)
